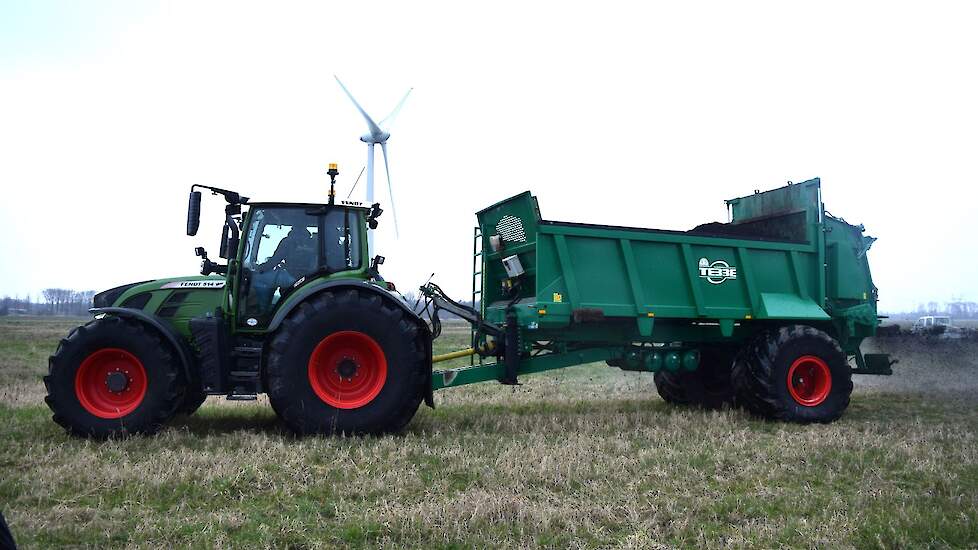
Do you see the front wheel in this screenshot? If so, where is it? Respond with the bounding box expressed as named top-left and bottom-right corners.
top-left (44, 316), bottom-right (186, 437)
top-left (265, 289), bottom-right (428, 435)
top-left (732, 325), bottom-right (852, 423)
top-left (176, 385), bottom-right (207, 416)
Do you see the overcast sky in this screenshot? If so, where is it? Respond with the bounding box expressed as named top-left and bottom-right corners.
top-left (1, 1), bottom-right (975, 312)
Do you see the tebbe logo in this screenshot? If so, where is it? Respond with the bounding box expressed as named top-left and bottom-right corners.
top-left (698, 257), bottom-right (737, 285)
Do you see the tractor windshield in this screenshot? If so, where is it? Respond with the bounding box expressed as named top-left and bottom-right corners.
top-left (238, 206), bottom-right (362, 324)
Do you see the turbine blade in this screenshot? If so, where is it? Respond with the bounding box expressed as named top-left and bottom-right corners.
top-left (379, 88), bottom-right (413, 129)
top-left (334, 75), bottom-right (384, 137)
top-left (380, 142), bottom-right (399, 238)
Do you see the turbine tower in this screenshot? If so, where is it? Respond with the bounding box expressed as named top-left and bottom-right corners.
top-left (335, 76), bottom-right (412, 252)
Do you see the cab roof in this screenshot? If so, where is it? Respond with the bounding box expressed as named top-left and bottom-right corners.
top-left (246, 201), bottom-right (371, 212)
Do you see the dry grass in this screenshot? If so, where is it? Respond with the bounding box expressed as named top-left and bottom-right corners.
top-left (1, 317), bottom-right (977, 548)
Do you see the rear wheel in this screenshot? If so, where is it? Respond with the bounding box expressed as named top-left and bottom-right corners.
top-left (654, 346), bottom-right (736, 409)
top-left (266, 289), bottom-right (427, 435)
top-left (44, 316), bottom-right (185, 437)
top-left (732, 325), bottom-right (852, 423)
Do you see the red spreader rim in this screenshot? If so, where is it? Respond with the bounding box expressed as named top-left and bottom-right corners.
top-left (74, 348), bottom-right (148, 419)
top-left (787, 355), bottom-right (832, 407)
top-left (308, 331), bottom-right (387, 409)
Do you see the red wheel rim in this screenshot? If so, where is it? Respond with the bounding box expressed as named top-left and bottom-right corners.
top-left (74, 348), bottom-right (148, 419)
top-left (308, 331), bottom-right (387, 409)
top-left (787, 355), bottom-right (832, 407)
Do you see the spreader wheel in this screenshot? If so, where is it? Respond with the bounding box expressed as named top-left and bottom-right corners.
top-left (732, 325), bottom-right (852, 423)
top-left (786, 355), bottom-right (832, 407)
top-left (44, 316), bottom-right (185, 437)
top-left (266, 289), bottom-right (427, 435)
top-left (654, 346), bottom-right (736, 409)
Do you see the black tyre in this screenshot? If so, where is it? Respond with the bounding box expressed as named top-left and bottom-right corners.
top-left (732, 325), bottom-right (852, 423)
top-left (653, 369), bottom-right (689, 406)
top-left (653, 346), bottom-right (736, 409)
top-left (177, 386), bottom-right (207, 415)
top-left (266, 289), bottom-right (428, 435)
top-left (44, 316), bottom-right (186, 438)
top-left (0, 510), bottom-right (15, 550)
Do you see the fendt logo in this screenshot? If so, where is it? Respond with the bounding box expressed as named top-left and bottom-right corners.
top-left (698, 257), bottom-right (737, 285)
top-left (161, 280), bottom-right (226, 289)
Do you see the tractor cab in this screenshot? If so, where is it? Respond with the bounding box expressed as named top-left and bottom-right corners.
top-left (234, 202), bottom-right (369, 326)
top-left (185, 176), bottom-right (384, 329)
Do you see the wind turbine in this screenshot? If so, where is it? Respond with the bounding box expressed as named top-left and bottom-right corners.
top-left (334, 76), bottom-right (412, 252)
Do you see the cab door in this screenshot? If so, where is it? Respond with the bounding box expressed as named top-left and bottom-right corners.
top-left (235, 205), bottom-right (365, 329)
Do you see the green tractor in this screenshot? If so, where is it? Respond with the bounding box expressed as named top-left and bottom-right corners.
top-left (45, 166), bottom-right (432, 437)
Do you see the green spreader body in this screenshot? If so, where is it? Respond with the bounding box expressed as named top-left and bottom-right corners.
top-left (432, 178), bottom-right (890, 389)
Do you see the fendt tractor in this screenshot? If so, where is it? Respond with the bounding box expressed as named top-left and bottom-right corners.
top-left (45, 171), bottom-right (893, 437)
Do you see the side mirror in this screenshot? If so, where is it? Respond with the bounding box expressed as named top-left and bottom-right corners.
top-left (195, 246), bottom-right (207, 258)
top-left (187, 191), bottom-right (202, 236)
top-left (219, 223), bottom-right (230, 259)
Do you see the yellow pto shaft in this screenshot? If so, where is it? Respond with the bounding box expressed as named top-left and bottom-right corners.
top-left (432, 348), bottom-right (476, 363)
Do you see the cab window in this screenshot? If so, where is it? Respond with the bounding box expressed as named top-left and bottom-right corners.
top-left (238, 206), bottom-right (362, 324)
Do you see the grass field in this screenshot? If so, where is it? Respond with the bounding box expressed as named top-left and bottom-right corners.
top-left (2, 316), bottom-right (977, 548)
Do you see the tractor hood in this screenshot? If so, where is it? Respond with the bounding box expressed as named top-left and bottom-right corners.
top-left (95, 276), bottom-right (226, 308)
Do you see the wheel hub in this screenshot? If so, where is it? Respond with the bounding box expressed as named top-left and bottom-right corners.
top-left (74, 348), bottom-right (148, 419)
top-left (105, 370), bottom-right (129, 393)
top-left (336, 357), bottom-right (358, 380)
top-left (787, 355), bottom-right (832, 407)
top-left (307, 331), bottom-right (388, 409)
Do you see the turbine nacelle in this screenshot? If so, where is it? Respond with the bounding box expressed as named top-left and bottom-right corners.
top-left (360, 131), bottom-right (390, 144)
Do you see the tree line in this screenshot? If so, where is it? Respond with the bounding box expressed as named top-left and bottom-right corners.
top-left (1, 287), bottom-right (972, 321)
top-left (0, 289), bottom-right (96, 317)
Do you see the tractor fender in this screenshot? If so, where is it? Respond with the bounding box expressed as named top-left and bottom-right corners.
top-left (268, 280), bottom-right (427, 333)
top-left (89, 307), bottom-right (196, 382)
top-left (267, 280), bottom-right (435, 408)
